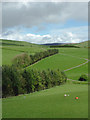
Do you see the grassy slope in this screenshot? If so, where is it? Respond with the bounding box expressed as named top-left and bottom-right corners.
top-left (2, 83), bottom-right (88, 118)
top-left (27, 53), bottom-right (86, 71)
top-left (75, 41), bottom-right (88, 48)
top-left (58, 48), bottom-right (88, 59)
top-left (27, 48), bottom-right (88, 80)
top-left (64, 41), bottom-right (88, 48)
top-left (2, 40), bottom-right (88, 118)
top-left (66, 63), bottom-right (88, 80)
top-left (1, 39), bottom-right (48, 65)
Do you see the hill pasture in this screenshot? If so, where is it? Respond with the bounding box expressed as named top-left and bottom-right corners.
top-left (2, 39), bottom-right (88, 118)
top-left (1, 39), bottom-right (48, 65)
top-left (27, 48), bottom-right (88, 80)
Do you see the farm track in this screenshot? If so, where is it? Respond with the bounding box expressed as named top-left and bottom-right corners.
top-left (64, 60), bottom-right (88, 72)
top-left (58, 52), bottom-right (88, 72)
top-left (59, 52), bottom-right (88, 81)
top-left (27, 52), bottom-right (88, 71)
top-left (25, 52), bottom-right (88, 81)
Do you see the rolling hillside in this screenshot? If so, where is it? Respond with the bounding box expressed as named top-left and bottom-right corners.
top-left (2, 39), bottom-right (88, 118)
top-left (27, 47), bottom-right (88, 80)
top-left (1, 39), bottom-right (48, 65)
top-left (1, 39), bottom-right (88, 80)
top-left (42, 41), bottom-right (88, 48)
top-left (74, 41), bottom-right (88, 48)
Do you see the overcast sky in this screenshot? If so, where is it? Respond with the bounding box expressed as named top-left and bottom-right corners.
top-left (1, 2), bottom-right (88, 44)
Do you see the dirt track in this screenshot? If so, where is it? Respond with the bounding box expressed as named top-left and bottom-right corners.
top-left (64, 60), bottom-right (88, 72)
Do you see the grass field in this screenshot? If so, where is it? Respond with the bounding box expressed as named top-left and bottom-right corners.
top-left (27, 48), bottom-right (88, 80)
top-left (58, 48), bottom-right (88, 59)
top-left (2, 83), bottom-right (88, 118)
top-left (66, 63), bottom-right (88, 80)
top-left (2, 40), bottom-right (88, 118)
top-left (27, 53), bottom-right (86, 70)
top-left (2, 46), bottom-right (47, 65)
top-left (1, 39), bottom-right (48, 65)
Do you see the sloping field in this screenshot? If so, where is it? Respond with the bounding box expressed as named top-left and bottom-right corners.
top-left (75, 41), bottom-right (88, 48)
top-left (66, 63), bottom-right (88, 80)
top-left (2, 49), bottom-right (23, 65)
top-left (58, 48), bottom-right (88, 59)
top-left (1, 39), bottom-right (48, 65)
top-left (27, 48), bottom-right (88, 80)
top-left (2, 83), bottom-right (88, 118)
top-left (2, 40), bottom-right (88, 118)
top-left (27, 53), bottom-right (86, 71)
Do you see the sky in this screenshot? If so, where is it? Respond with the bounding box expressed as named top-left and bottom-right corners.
top-left (0, 2), bottom-right (88, 44)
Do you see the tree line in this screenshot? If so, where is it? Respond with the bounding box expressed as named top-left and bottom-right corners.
top-left (12, 49), bottom-right (59, 68)
top-left (50, 45), bottom-right (80, 48)
top-left (2, 65), bottom-right (67, 98)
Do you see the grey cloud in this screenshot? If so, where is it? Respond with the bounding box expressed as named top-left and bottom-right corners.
top-left (2, 2), bottom-right (88, 30)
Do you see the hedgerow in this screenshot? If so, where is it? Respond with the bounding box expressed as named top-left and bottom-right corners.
top-left (12, 49), bottom-right (59, 68)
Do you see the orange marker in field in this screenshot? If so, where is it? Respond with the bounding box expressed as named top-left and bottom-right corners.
top-left (75, 97), bottom-right (79, 99)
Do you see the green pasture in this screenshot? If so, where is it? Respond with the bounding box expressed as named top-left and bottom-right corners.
top-left (2, 83), bottom-right (88, 118)
top-left (1, 39), bottom-right (48, 65)
top-left (75, 41), bottom-right (88, 48)
top-left (27, 53), bottom-right (86, 71)
top-left (58, 48), bottom-right (88, 59)
top-left (27, 48), bottom-right (88, 80)
top-left (66, 63), bottom-right (88, 80)
top-left (2, 40), bottom-right (88, 118)
top-left (2, 46), bottom-right (47, 65)
top-left (2, 48), bottom-right (23, 65)
top-left (1, 39), bottom-right (46, 47)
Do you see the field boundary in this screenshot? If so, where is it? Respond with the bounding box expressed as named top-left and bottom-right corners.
top-left (25, 53), bottom-right (57, 68)
top-left (26, 52), bottom-right (88, 71)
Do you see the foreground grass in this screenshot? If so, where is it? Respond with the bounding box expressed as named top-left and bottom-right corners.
top-left (2, 83), bottom-right (88, 118)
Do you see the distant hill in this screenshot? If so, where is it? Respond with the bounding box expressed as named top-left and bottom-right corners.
top-left (1, 39), bottom-right (88, 48)
top-left (0, 39), bottom-right (48, 48)
top-left (41, 43), bottom-right (64, 46)
top-left (0, 39), bottom-right (38, 47)
top-left (74, 41), bottom-right (88, 48)
top-left (42, 41), bottom-right (88, 48)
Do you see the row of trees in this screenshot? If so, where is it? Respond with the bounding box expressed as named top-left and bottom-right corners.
top-left (50, 45), bottom-right (80, 48)
top-left (2, 65), bottom-right (67, 98)
top-left (13, 49), bottom-right (59, 68)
